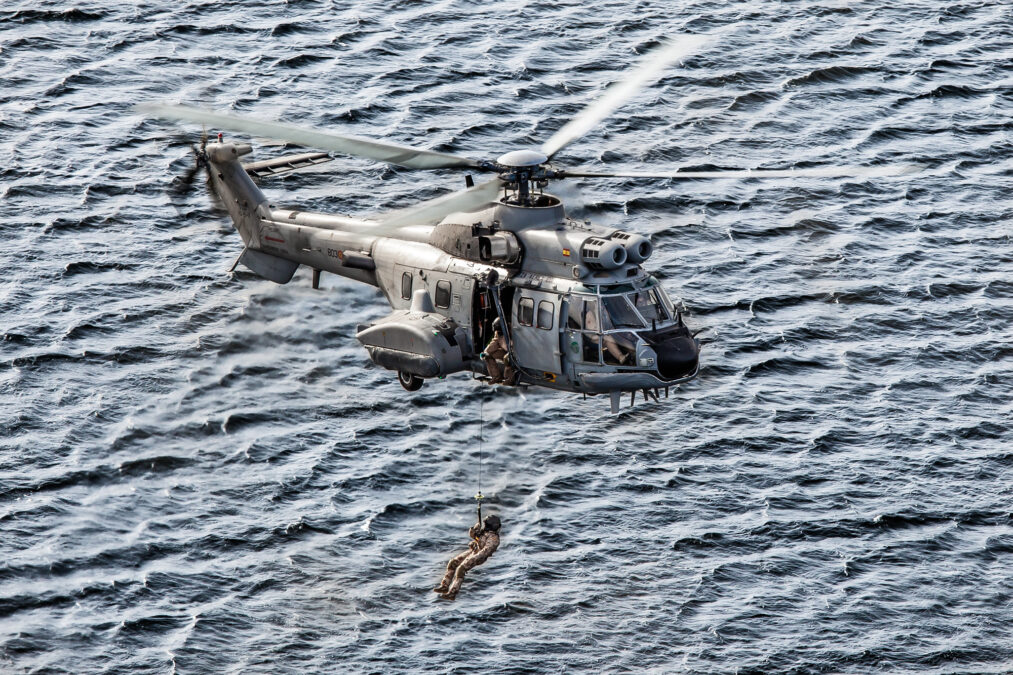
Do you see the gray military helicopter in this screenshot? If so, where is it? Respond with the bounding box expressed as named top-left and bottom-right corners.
top-left (141, 36), bottom-right (912, 413)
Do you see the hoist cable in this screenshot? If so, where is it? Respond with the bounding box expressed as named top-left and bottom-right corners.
top-left (476, 398), bottom-right (484, 523)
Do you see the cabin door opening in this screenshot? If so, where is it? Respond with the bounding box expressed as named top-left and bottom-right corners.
top-left (472, 284), bottom-right (515, 355)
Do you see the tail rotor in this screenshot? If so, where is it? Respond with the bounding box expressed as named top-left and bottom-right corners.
top-left (167, 126), bottom-right (216, 215)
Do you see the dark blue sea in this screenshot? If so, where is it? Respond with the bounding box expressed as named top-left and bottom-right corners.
top-left (2, 1), bottom-right (1012, 672)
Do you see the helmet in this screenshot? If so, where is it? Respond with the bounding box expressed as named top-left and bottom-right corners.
top-left (483, 515), bottom-right (501, 532)
top-left (492, 317), bottom-right (502, 332)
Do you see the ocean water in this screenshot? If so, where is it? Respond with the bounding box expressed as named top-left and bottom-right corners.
top-left (1, 1), bottom-right (1012, 672)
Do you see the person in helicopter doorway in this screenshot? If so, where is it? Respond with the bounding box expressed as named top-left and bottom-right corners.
top-left (481, 318), bottom-right (515, 385)
top-left (434, 514), bottom-right (501, 600)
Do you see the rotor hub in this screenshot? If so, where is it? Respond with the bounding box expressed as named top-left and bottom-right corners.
top-left (496, 149), bottom-right (548, 168)
top-left (494, 150), bottom-right (553, 206)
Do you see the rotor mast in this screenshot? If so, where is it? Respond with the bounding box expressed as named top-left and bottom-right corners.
top-left (495, 150), bottom-right (549, 206)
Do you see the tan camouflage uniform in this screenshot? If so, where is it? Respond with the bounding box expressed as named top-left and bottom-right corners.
top-left (483, 332), bottom-right (514, 384)
top-left (436, 524), bottom-right (500, 600)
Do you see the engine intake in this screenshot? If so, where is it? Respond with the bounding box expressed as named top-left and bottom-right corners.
top-left (478, 232), bottom-right (521, 264)
top-left (609, 231), bottom-right (653, 263)
top-left (581, 237), bottom-right (628, 270)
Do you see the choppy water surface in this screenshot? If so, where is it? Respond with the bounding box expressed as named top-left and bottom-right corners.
top-left (2, 1), bottom-right (1012, 672)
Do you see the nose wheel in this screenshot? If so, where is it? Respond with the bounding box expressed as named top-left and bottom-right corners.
top-left (398, 371), bottom-right (424, 391)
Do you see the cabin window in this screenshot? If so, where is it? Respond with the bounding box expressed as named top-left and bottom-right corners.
top-left (537, 301), bottom-right (554, 330)
top-left (435, 280), bottom-right (451, 308)
top-left (518, 297), bottom-right (534, 326)
top-left (401, 272), bottom-right (412, 300)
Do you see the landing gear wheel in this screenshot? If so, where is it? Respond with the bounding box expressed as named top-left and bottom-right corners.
top-left (398, 371), bottom-right (424, 391)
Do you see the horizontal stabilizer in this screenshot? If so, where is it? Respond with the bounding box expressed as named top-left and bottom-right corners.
top-left (238, 248), bottom-right (299, 284)
top-left (243, 152), bottom-right (332, 179)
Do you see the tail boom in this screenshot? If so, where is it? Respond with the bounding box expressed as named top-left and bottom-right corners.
top-left (204, 141), bottom-right (379, 286)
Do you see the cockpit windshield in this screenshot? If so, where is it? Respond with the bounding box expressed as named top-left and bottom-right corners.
top-left (601, 295), bottom-right (643, 329)
top-left (568, 277), bottom-right (677, 337)
top-left (639, 276), bottom-right (677, 318)
top-left (631, 288), bottom-right (669, 323)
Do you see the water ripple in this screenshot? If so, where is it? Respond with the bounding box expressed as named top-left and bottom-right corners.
top-left (2, 0), bottom-right (1012, 672)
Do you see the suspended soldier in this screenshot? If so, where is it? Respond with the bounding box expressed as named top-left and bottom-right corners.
top-left (434, 514), bottom-right (501, 600)
top-left (481, 318), bottom-right (515, 384)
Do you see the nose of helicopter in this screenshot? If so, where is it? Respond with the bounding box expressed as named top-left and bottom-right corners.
top-left (653, 332), bottom-right (700, 380)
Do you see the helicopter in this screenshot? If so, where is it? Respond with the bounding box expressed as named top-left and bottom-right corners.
top-left (140, 36), bottom-right (913, 413)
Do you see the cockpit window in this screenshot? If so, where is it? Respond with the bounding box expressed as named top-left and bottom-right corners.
top-left (565, 296), bottom-right (603, 363)
top-left (640, 276), bottom-right (677, 316)
top-left (583, 299), bottom-right (600, 331)
top-left (582, 333), bottom-right (600, 363)
top-left (601, 295), bottom-right (644, 329)
top-left (567, 297), bottom-right (583, 329)
top-left (602, 331), bottom-right (637, 366)
top-left (568, 297), bottom-right (600, 331)
top-left (632, 289), bottom-right (669, 323)
top-left (657, 286), bottom-right (676, 317)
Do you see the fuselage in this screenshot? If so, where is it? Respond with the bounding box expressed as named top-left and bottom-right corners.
top-left (203, 141), bottom-right (700, 406)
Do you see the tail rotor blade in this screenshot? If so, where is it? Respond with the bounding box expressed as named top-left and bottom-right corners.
top-left (170, 165), bottom-right (199, 195)
top-left (166, 143), bottom-right (207, 215)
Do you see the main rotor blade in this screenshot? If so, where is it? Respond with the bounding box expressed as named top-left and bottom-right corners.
top-left (539, 35), bottom-right (708, 160)
top-left (138, 103), bottom-right (483, 170)
top-left (379, 177), bottom-right (504, 230)
top-left (559, 164), bottom-right (923, 180)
